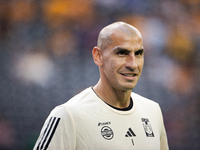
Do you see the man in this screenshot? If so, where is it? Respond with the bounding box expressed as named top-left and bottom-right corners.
top-left (33, 22), bottom-right (169, 150)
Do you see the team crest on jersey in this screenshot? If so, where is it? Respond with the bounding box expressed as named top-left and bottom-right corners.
top-left (141, 118), bottom-right (154, 137)
top-left (101, 126), bottom-right (114, 140)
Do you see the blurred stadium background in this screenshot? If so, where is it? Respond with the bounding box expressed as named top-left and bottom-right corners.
top-left (0, 0), bottom-right (200, 149)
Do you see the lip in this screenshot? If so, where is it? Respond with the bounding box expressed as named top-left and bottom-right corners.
top-left (120, 73), bottom-right (137, 80)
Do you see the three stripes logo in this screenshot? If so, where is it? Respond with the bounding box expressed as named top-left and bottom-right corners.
top-left (125, 128), bottom-right (136, 146)
top-left (35, 117), bottom-right (61, 150)
top-left (125, 128), bottom-right (136, 137)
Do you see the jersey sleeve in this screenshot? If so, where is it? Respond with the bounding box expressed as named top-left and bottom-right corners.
top-left (157, 105), bottom-right (169, 150)
top-left (33, 106), bottom-right (76, 150)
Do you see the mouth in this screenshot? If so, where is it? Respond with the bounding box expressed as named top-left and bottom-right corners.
top-left (121, 73), bottom-right (137, 77)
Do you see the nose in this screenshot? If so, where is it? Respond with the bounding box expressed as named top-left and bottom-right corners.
top-left (125, 54), bottom-right (138, 70)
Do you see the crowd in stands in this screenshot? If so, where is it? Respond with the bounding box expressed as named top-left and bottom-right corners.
top-left (0, 0), bottom-right (200, 149)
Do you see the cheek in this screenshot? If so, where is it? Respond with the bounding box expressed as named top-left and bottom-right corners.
top-left (105, 62), bottom-right (116, 74)
top-left (138, 59), bottom-right (144, 70)
top-left (104, 59), bottom-right (120, 75)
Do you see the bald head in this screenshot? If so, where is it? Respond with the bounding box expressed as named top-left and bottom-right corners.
top-left (97, 22), bottom-right (142, 50)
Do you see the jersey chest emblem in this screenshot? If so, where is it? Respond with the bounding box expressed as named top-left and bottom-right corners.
top-left (141, 118), bottom-right (154, 137)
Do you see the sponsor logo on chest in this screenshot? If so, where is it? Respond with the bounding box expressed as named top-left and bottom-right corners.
top-left (97, 118), bottom-right (155, 147)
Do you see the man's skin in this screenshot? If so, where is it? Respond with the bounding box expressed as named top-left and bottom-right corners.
top-left (92, 22), bottom-right (144, 109)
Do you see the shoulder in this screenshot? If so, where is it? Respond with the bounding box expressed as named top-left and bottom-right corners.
top-left (63, 87), bottom-right (97, 107)
top-left (50, 87), bottom-right (97, 116)
top-left (131, 92), bottom-right (164, 123)
top-left (131, 92), bottom-right (159, 108)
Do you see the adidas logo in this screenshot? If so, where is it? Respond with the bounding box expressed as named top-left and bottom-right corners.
top-left (125, 128), bottom-right (136, 137)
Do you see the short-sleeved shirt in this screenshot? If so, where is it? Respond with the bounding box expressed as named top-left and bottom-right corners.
top-left (34, 87), bottom-right (169, 150)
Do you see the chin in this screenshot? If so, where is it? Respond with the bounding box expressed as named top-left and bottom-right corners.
top-left (121, 84), bottom-right (137, 91)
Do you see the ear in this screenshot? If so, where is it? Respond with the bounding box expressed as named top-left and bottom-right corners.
top-left (92, 46), bottom-right (103, 66)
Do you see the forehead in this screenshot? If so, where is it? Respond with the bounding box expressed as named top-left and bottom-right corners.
top-left (109, 31), bottom-right (144, 51)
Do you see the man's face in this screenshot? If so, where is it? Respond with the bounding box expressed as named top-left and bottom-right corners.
top-left (100, 32), bottom-right (144, 91)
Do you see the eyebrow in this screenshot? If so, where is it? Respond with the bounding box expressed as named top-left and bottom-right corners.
top-left (114, 47), bottom-right (144, 53)
top-left (136, 49), bottom-right (144, 53)
top-left (113, 47), bottom-right (131, 53)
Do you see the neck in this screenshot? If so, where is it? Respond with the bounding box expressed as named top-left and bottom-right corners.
top-left (93, 79), bottom-right (132, 109)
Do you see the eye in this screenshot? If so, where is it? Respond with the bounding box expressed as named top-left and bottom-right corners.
top-left (117, 51), bottom-right (126, 55)
top-left (116, 49), bottom-right (130, 56)
top-left (135, 49), bottom-right (144, 56)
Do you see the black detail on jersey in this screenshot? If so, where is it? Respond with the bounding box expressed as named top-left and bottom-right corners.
top-left (105, 98), bottom-right (133, 111)
top-left (125, 128), bottom-right (136, 137)
top-left (92, 87), bottom-right (133, 111)
top-left (141, 118), bottom-right (154, 137)
top-left (98, 122), bottom-right (111, 126)
top-left (36, 117), bottom-right (61, 150)
top-left (101, 126), bottom-right (114, 140)
top-left (131, 139), bottom-right (134, 145)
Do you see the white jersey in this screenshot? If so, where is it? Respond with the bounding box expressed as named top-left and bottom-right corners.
top-left (34, 87), bottom-right (169, 150)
